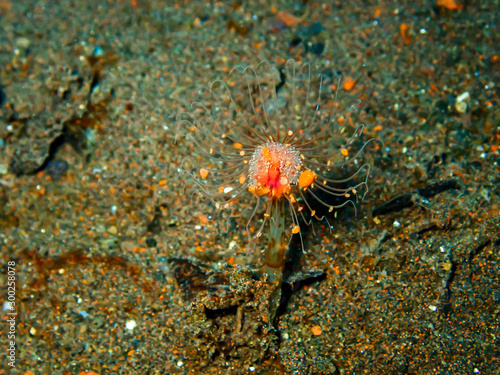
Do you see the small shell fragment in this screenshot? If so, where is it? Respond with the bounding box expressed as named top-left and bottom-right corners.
top-left (199, 168), bottom-right (209, 179)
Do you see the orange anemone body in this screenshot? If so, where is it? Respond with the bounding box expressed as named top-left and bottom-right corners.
top-left (248, 143), bottom-right (302, 199)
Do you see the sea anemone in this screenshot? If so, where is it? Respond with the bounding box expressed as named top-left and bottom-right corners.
top-left (178, 60), bottom-right (376, 313)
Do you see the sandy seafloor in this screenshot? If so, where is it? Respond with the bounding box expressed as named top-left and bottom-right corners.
top-left (0, 0), bottom-right (499, 374)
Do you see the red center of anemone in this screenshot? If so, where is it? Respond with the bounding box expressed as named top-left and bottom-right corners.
top-left (248, 142), bottom-right (302, 199)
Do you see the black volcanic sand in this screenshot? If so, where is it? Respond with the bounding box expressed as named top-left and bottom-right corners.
top-left (0, 1), bottom-right (498, 374)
